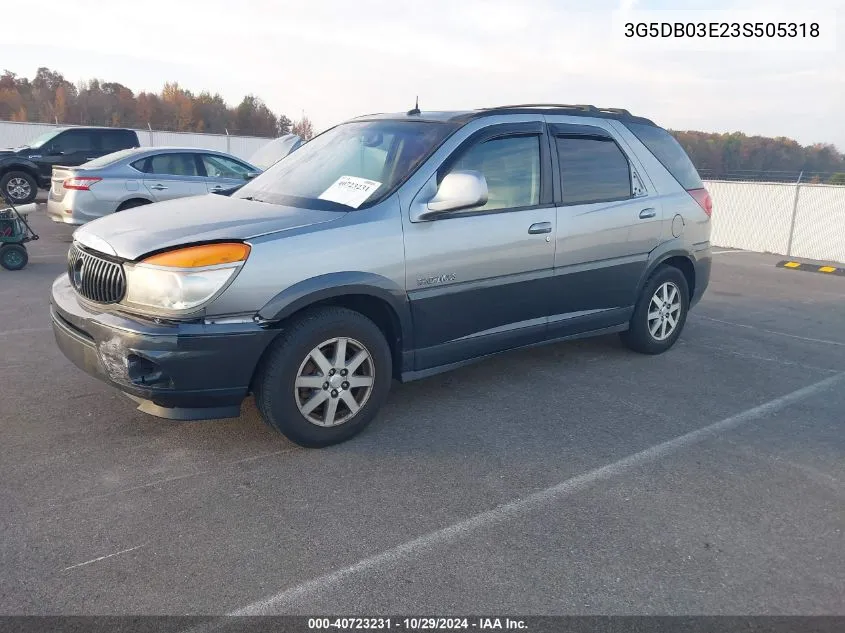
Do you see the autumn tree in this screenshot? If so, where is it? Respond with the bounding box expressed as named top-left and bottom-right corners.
top-left (291, 115), bottom-right (314, 140)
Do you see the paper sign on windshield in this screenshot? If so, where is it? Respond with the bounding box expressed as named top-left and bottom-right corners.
top-left (318, 176), bottom-right (382, 208)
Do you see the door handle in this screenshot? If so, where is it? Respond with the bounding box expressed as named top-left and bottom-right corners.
top-left (150, 184), bottom-right (168, 191)
top-left (210, 185), bottom-right (224, 190)
top-left (528, 222), bottom-right (552, 234)
top-left (639, 208), bottom-right (656, 219)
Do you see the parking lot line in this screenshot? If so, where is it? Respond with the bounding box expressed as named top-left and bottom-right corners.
top-left (224, 372), bottom-right (844, 616)
top-left (61, 544), bottom-right (145, 572)
top-left (694, 315), bottom-right (845, 347)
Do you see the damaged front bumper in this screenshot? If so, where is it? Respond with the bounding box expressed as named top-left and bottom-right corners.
top-left (50, 275), bottom-right (278, 420)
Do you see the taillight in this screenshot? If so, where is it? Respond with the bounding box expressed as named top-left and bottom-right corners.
top-left (63, 177), bottom-right (102, 191)
top-left (687, 188), bottom-right (712, 217)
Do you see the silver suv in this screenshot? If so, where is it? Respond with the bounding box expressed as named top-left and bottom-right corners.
top-left (51, 104), bottom-right (713, 447)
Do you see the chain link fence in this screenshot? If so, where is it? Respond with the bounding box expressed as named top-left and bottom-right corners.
top-left (705, 178), bottom-right (845, 263)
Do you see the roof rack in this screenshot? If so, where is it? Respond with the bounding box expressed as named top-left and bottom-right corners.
top-left (478, 104), bottom-right (634, 117)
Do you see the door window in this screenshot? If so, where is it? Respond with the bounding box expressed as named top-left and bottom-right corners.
top-left (142, 153), bottom-right (200, 177)
top-left (555, 137), bottom-right (632, 205)
top-left (443, 135), bottom-right (541, 212)
top-left (52, 130), bottom-right (95, 154)
top-left (201, 154), bottom-right (253, 178)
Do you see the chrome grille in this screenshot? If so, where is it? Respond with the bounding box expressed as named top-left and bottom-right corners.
top-left (67, 243), bottom-right (126, 304)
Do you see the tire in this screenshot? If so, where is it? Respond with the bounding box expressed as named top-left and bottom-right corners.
top-left (1, 171), bottom-right (38, 205)
top-left (620, 265), bottom-right (689, 355)
top-left (254, 306), bottom-right (393, 447)
top-left (116, 199), bottom-right (151, 212)
top-left (0, 244), bottom-right (28, 271)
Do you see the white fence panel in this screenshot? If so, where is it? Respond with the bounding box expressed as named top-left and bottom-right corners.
top-left (789, 185), bottom-right (845, 264)
top-left (705, 180), bottom-right (795, 255)
top-left (227, 135), bottom-right (270, 161)
top-left (0, 121), bottom-right (63, 148)
top-left (149, 130), bottom-right (228, 153)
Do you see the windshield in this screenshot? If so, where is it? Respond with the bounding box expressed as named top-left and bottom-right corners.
top-left (234, 120), bottom-right (459, 209)
top-left (82, 148), bottom-right (141, 169)
top-left (27, 129), bottom-right (65, 149)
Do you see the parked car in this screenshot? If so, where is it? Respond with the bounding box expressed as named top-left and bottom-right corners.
top-left (248, 133), bottom-right (303, 170)
top-left (51, 104), bottom-right (712, 448)
top-left (46, 147), bottom-right (261, 225)
top-left (0, 127), bottom-right (139, 204)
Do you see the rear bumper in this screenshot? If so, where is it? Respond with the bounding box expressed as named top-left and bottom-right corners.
top-left (46, 190), bottom-right (114, 225)
top-left (50, 275), bottom-right (278, 420)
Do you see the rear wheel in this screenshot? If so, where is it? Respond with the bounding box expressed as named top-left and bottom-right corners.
top-left (0, 244), bottom-right (28, 270)
top-left (116, 199), bottom-right (151, 212)
top-left (254, 307), bottom-right (393, 447)
top-left (1, 171), bottom-right (38, 205)
top-left (620, 265), bottom-right (689, 354)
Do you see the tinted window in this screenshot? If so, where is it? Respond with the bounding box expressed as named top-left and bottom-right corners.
top-left (625, 123), bottom-right (703, 190)
top-left (101, 129), bottom-right (135, 152)
top-left (202, 154), bottom-right (253, 178)
top-left (445, 135), bottom-right (540, 211)
top-left (556, 137), bottom-right (631, 205)
top-left (53, 129), bottom-right (94, 153)
top-left (144, 153), bottom-right (199, 177)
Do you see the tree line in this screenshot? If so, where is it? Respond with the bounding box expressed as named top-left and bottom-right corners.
top-left (1, 68), bottom-right (843, 182)
top-left (671, 130), bottom-right (845, 183)
top-left (0, 67), bottom-right (314, 140)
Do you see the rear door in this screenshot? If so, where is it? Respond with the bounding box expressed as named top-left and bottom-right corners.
top-left (546, 119), bottom-right (663, 338)
top-left (403, 120), bottom-right (557, 370)
top-left (138, 153), bottom-right (208, 202)
top-left (199, 153), bottom-right (256, 193)
top-left (100, 129), bottom-right (138, 156)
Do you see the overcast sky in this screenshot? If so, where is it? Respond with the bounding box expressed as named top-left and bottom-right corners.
top-left (2, 0), bottom-right (843, 149)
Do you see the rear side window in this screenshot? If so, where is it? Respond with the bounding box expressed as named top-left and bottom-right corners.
top-left (101, 129), bottom-right (136, 152)
top-left (556, 137), bottom-right (632, 205)
top-left (625, 123), bottom-right (703, 190)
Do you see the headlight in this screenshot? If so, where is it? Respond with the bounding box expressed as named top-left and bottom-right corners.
top-left (124, 242), bottom-right (250, 312)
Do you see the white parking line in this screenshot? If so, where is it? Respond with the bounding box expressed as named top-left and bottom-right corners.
top-left (224, 373), bottom-right (844, 615)
top-left (694, 315), bottom-right (845, 347)
top-left (62, 544), bottom-right (145, 572)
top-left (712, 249), bottom-right (753, 254)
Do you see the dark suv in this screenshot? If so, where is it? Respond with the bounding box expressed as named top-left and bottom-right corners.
top-left (0, 127), bottom-right (139, 204)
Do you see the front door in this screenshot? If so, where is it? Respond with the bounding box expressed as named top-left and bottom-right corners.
top-left (39, 129), bottom-right (98, 179)
top-left (141, 153), bottom-right (208, 202)
top-left (545, 120), bottom-right (664, 338)
top-left (403, 122), bottom-right (557, 371)
top-left (199, 153), bottom-right (255, 193)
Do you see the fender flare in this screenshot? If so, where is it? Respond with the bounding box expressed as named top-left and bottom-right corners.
top-left (257, 271), bottom-right (414, 349)
top-left (0, 157), bottom-right (40, 179)
top-left (636, 246), bottom-right (697, 296)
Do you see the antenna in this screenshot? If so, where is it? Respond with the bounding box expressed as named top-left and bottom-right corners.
top-left (407, 96), bottom-right (420, 116)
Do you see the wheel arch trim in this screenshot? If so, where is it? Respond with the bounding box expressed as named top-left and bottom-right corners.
top-left (256, 272), bottom-right (414, 350)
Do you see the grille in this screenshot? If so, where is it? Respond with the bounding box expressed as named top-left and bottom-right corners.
top-left (67, 243), bottom-right (126, 304)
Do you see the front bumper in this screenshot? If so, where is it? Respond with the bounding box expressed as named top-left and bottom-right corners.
top-left (50, 274), bottom-right (278, 420)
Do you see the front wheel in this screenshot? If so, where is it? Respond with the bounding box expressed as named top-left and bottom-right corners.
top-left (620, 266), bottom-right (689, 354)
top-left (1, 171), bottom-right (38, 205)
top-left (254, 307), bottom-right (393, 447)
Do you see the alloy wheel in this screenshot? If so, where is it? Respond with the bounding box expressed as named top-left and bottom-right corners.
top-left (6, 177), bottom-right (31, 201)
top-left (294, 337), bottom-right (375, 427)
top-left (647, 281), bottom-right (682, 341)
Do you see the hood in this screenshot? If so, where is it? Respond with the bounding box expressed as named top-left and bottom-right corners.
top-left (73, 193), bottom-right (343, 261)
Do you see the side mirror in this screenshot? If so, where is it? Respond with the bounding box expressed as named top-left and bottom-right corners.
top-left (417, 170), bottom-right (488, 220)
top-left (244, 171), bottom-right (261, 181)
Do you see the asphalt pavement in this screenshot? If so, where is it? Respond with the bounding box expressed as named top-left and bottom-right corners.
top-left (1, 211), bottom-right (844, 615)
